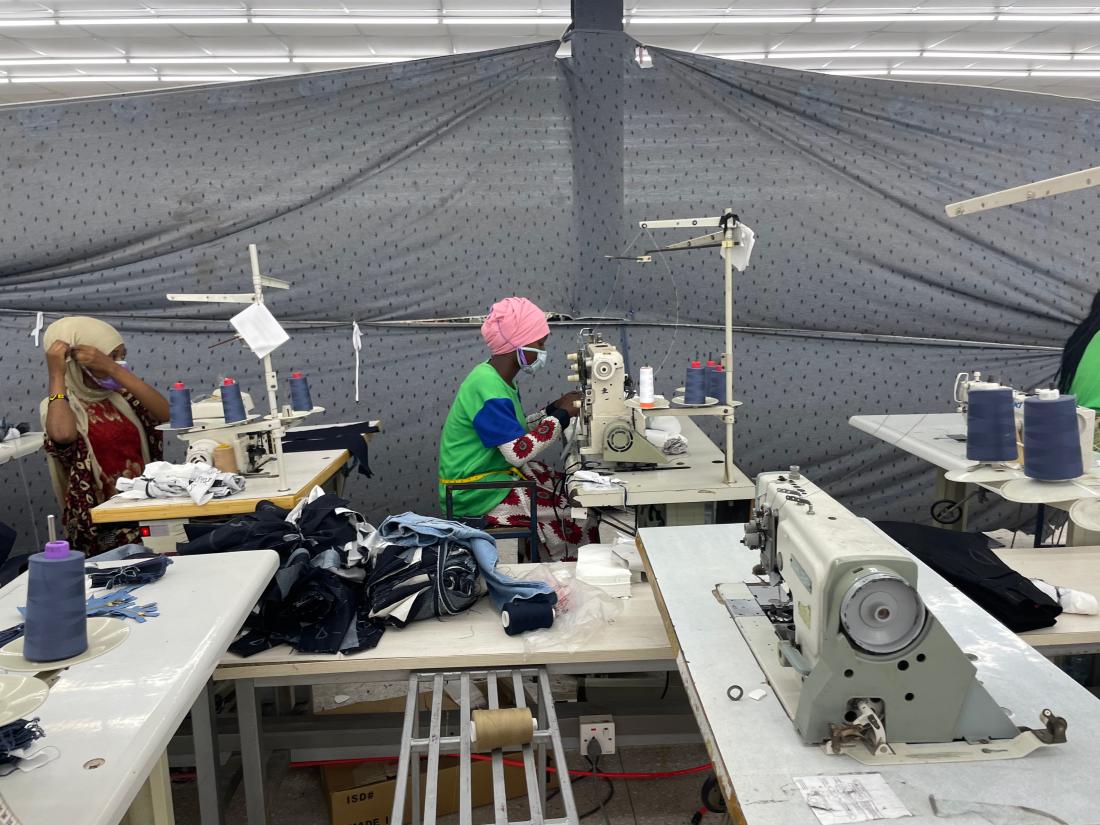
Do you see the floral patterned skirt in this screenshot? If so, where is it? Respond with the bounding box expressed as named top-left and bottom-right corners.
top-left (484, 461), bottom-right (600, 560)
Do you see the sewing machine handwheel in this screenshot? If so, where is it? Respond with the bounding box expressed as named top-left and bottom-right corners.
top-left (930, 499), bottom-right (963, 525)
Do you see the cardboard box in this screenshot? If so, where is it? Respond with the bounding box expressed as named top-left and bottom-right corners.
top-left (323, 758), bottom-right (530, 825)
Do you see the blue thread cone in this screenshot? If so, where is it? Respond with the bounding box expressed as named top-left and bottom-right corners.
top-left (169, 382), bottom-right (193, 429)
top-left (501, 600), bottom-right (555, 636)
top-left (23, 540), bottom-right (88, 663)
top-left (966, 387), bottom-right (1016, 462)
top-left (684, 361), bottom-right (706, 404)
top-left (1024, 394), bottom-right (1083, 481)
top-left (220, 378), bottom-right (247, 424)
top-left (289, 372), bottom-right (313, 412)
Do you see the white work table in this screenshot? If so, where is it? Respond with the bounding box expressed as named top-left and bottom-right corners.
top-left (0, 550), bottom-right (277, 825)
top-left (0, 434), bottom-right (42, 466)
top-left (90, 448), bottom-right (350, 524)
top-left (567, 418), bottom-right (755, 522)
top-left (208, 565), bottom-right (676, 825)
top-left (850, 412), bottom-right (1100, 540)
top-left (638, 523), bottom-right (1100, 825)
top-left (849, 413), bottom-right (974, 473)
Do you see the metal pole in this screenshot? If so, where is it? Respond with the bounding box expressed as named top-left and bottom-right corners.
top-left (249, 244), bottom-right (290, 492)
top-left (722, 210), bottom-right (735, 484)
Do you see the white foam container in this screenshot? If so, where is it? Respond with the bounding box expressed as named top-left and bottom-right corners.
top-left (576, 544), bottom-right (632, 598)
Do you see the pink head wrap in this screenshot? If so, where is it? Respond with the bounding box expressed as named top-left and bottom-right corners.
top-left (481, 297), bottom-right (550, 355)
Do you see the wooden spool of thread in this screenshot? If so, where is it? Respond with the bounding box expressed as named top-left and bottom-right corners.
top-left (212, 443), bottom-right (239, 473)
top-left (470, 708), bottom-right (536, 753)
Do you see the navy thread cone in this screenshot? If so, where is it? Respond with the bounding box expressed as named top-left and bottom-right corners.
top-left (169, 382), bottom-right (193, 429)
top-left (23, 541), bottom-right (88, 663)
top-left (221, 379), bottom-right (247, 424)
top-left (501, 600), bottom-right (554, 636)
top-left (966, 388), bottom-right (1016, 462)
top-left (684, 361), bottom-right (707, 404)
top-left (1024, 395), bottom-right (1084, 481)
top-left (707, 365), bottom-right (727, 404)
top-left (289, 372), bottom-right (313, 412)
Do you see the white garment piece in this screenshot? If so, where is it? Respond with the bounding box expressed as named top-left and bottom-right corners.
top-left (115, 460), bottom-right (245, 505)
top-left (645, 429), bottom-right (688, 455)
top-left (352, 320), bottom-right (362, 403)
top-left (30, 310), bottom-right (43, 347)
top-left (573, 470), bottom-right (620, 487)
top-left (646, 415), bottom-right (682, 435)
top-left (230, 303), bottom-right (289, 359)
top-left (1030, 579), bottom-right (1100, 615)
top-left (726, 222), bottom-right (756, 272)
top-left (2, 427), bottom-right (20, 443)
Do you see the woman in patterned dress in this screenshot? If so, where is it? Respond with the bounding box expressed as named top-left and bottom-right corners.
top-left (40, 317), bottom-right (168, 556)
top-left (438, 297), bottom-right (600, 560)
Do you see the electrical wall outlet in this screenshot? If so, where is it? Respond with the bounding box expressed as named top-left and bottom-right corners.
top-left (578, 714), bottom-right (616, 755)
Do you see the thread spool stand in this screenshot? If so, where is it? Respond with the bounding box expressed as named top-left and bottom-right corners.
top-left (392, 668), bottom-right (578, 825)
top-left (638, 209), bottom-right (747, 484)
top-left (166, 245), bottom-right (325, 492)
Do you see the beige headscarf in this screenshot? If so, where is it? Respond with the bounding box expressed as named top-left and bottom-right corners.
top-left (39, 317), bottom-right (151, 506)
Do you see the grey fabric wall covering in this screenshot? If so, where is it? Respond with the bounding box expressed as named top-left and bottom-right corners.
top-left (0, 34), bottom-right (1089, 551)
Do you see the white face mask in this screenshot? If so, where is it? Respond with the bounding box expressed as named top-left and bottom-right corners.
top-left (517, 347), bottom-right (547, 374)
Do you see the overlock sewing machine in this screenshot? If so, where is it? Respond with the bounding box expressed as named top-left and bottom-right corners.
top-left (177, 389), bottom-right (304, 475)
top-left (566, 330), bottom-right (669, 467)
top-left (729, 469), bottom-right (1067, 764)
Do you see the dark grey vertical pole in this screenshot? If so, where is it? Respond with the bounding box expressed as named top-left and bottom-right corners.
top-left (567, 0), bottom-right (626, 314)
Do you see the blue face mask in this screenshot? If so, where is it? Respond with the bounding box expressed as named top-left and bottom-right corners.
top-left (517, 347), bottom-right (547, 374)
top-left (85, 360), bottom-right (129, 392)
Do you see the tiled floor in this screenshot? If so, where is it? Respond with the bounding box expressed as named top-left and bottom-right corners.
top-left (170, 743), bottom-right (715, 825)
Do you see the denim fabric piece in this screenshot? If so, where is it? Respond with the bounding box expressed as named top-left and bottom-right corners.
top-left (377, 512), bottom-right (556, 612)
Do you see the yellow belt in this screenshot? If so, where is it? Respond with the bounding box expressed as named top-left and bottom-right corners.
top-left (439, 467), bottom-right (524, 486)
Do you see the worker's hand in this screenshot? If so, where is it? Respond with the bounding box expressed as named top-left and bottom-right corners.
top-left (45, 340), bottom-right (70, 376)
top-left (70, 345), bottom-right (119, 378)
top-left (553, 391), bottom-right (582, 415)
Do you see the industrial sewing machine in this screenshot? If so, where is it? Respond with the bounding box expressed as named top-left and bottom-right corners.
top-left (729, 469), bottom-right (1067, 764)
top-left (566, 330), bottom-right (670, 467)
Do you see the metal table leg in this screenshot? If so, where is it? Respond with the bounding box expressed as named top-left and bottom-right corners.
top-left (191, 680), bottom-right (223, 825)
top-left (236, 678), bottom-right (267, 825)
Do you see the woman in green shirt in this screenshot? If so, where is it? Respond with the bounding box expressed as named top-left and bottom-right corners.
top-left (1059, 291), bottom-right (1100, 412)
top-left (438, 297), bottom-right (599, 560)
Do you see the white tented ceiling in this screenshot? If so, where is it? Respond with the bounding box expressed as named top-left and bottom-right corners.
top-left (3, 2), bottom-right (1100, 102)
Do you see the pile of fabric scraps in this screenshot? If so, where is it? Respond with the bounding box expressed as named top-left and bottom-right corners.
top-left (115, 461), bottom-right (245, 506)
top-left (645, 416), bottom-right (688, 456)
top-left (373, 513), bottom-right (556, 617)
top-left (0, 718), bottom-right (51, 776)
top-left (179, 487), bottom-right (382, 657)
top-left (180, 490), bottom-right (562, 656)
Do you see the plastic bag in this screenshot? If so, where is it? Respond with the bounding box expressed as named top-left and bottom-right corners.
top-left (515, 563), bottom-right (625, 652)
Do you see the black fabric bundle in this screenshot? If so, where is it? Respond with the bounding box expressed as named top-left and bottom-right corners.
top-left (875, 521), bottom-right (1062, 633)
top-left (366, 540), bottom-right (481, 628)
top-left (282, 421), bottom-right (377, 478)
top-left (180, 494), bottom-right (382, 657)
